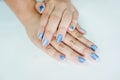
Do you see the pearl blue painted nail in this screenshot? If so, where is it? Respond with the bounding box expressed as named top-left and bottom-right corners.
top-left (90, 53), bottom-right (99, 60)
top-left (42, 39), bottom-right (49, 46)
top-left (90, 45), bottom-right (97, 51)
top-left (78, 56), bottom-right (86, 63)
top-left (39, 5), bottom-right (44, 12)
top-left (69, 25), bottom-right (74, 31)
top-left (57, 34), bottom-right (63, 43)
top-left (38, 32), bottom-right (44, 40)
top-left (60, 55), bottom-right (65, 60)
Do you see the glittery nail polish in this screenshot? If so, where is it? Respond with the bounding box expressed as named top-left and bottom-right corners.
top-left (90, 45), bottom-right (98, 51)
top-left (38, 32), bottom-right (44, 40)
top-left (69, 25), bottom-right (74, 31)
top-left (60, 55), bottom-right (65, 60)
top-left (90, 53), bottom-right (99, 60)
top-left (39, 5), bottom-right (44, 12)
top-left (42, 39), bottom-right (49, 46)
top-left (78, 56), bottom-right (86, 63)
top-left (57, 34), bottom-right (63, 43)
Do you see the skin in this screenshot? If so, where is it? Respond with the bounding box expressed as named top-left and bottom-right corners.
top-left (36, 0), bottom-right (79, 46)
top-left (5, 0), bottom-right (98, 64)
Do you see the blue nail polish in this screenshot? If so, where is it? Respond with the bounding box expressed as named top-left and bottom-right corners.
top-left (39, 5), bottom-right (44, 12)
top-left (38, 32), bottom-right (44, 40)
top-left (78, 56), bottom-right (86, 63)
top-left (42, 39), bottom-right (49, 46)
top-left (57, 34), bottom-right (63, 43)
top-left (90, 45), bottom-right (97, 51)
top-left (60, 55), bottom-right (65, 60)
top-left (69, 25), bottom-right (74, 31)
top-left (90, 53), bottom-right (99, 60)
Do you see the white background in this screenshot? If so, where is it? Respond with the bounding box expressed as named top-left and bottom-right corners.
top-left (0, 0), bottom-right (120, 80)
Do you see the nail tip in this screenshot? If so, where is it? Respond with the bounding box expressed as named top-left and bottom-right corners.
top-left (78, 56), bottom-right (86, 63)
top-left (90, 45), bottom-right (98, 51)
top-left (39, 5), bottom-right (44, 12)
top-left (57, 34), bottom-right (63, 43)
top-left (42, 39), bottom-right (49, 47)
top-left (60, 55), bottom-right (65, 60)
top-left (90, 53), bottom-right (99, 60)
top-left (38, 32), bottom-right (44, 40)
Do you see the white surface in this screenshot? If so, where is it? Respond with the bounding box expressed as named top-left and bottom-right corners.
top-left (0, 0), bottom-right (120, 80)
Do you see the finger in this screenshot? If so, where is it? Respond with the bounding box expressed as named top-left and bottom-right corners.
top-left (68, 29), bottom-right (97, 51)
top-left (56, 9), bottom-right (73, 43)
top-left (63, 33), bottom-right (99, 61)
top-left (42, 7), bottom-right (64, 47)
top-left (51, 38), bottom-right (86, 64)
top-left (76, 24), bottom-right (86, 34)
top-left (32, 34), bottom-right (66, 62)
top-left (45, 45), bottom-right (66, 61)
top-left (37, 3), bottom-right (54, 42)
top-left (36, 2), bottom-right (45, 14)
top-left (68, 9), bottom-right (79, 31)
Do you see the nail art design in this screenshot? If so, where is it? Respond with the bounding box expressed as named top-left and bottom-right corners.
top-left (69, 25), bottom-right (74, 31)
top-left (57, 34), bottom-right (63, 43)
top-left (78, 56), bottom-right (86, 63)
top-left (90, 53), bottom-right (99, 60)
top-left (60, 55), bottom-right (65, 60)
top-left (38, 32), bottom-right (44, 40)
top-left (39, 5), bottom-right (44, 12)
top-left (42, 38), bottom-right (49, 46)
top-left (90, 45), bottom-right (97, 51)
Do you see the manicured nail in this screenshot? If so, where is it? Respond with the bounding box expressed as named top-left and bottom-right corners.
top-left (42, 38), bottom-right (49, 46)
top-left (38, 32), bottom-right (44, 40)
top-left (57, 34), bottom-right (63, 43)
top-left (69, 25), bottom-right (75, 31)
top-left (78, 27), bottom-right (86, 33)
top-left (39, 5), bottom-right (44, 12)
top-left (90, 53), bottom-right (99, 60)
top-left (60, 55), bottom-right (65, 60)
top-left (90, 45), bottom-right (98, 51)
top-left (78, 56), bottom-right (86, 63)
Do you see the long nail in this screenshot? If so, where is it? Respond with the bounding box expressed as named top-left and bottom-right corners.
top-left (90, 45), bottom-right (97, 51)
top-left (42, 38), bottom-right (49, 46)
top-left (69, 25), bottom-right (75, 31)
top-left (39, 5), bottom-right (44, 12)
top-left (38, 32), bottom-right (44, 40)
top-left (78, 56), bottom-right (86, 63)
top-left (57, 34), bottom-right (63, 43)
top-left (60, 55), bottom-right (65, 60)
top-left (90, 53), bottom-right (99, 60)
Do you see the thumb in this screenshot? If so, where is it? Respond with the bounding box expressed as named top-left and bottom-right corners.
top-left (35, 1), bottom-right (45, 14)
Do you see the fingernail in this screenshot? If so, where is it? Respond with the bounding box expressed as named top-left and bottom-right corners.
top-left (90, 45), bottom-right (98, 51)
top-left (78, 56), bottom-right (86, 63)
top-left (79, 27), bottom-right (86, 33)
top-left (69, 25), bottom-right (75, 31)
top-left (57, 34), bottom-right (63, 43)
top-left (60, 55), bottom-right (65, 60)
top-left (39, 5), bottom-right (44, 12)
top-left (90, 53), bottom-right (99, 60)
top-left (38, 32), bottom-right (44, 40)
top-left (42, 38), bottom-right (49, 46)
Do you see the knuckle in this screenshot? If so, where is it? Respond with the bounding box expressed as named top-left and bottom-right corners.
top-left (43, 12), bottom-right (49, 18)
top-left (46, 29), bottom-right (54, 35)
top-left (49, 15), bottom-right (60, 22)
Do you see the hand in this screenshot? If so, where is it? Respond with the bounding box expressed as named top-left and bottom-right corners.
top-left (5, 0), bottom-right (99, 64)
top-left (24, 11), bottom-right (99, 64)
top-left (35, 0), bottom-right (80, 47)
